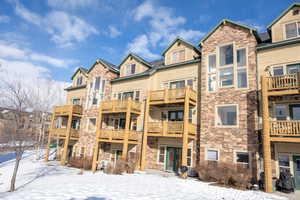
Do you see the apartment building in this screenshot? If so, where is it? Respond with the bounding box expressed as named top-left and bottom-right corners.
top-left (45, 2), bottom-right (300, 193)
top-left (258, 3), bottom-right (300, 192)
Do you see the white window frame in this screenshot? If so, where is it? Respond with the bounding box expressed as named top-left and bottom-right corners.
top-left (205, 148), bottom-right (220, 161)
top-left (283, 20), bottom-right (300, 40)
top-left (236, 48), bottom-right (248, 89)
top-left (157, 145), bottom-right (167, 164)
top-left (171, 49), bottom-right (186, 64)
top-left (87, 117), bottom-right (97, 132)
top-left (234, 150), bottom-right (251, 165)
top-left (271, 62), bottom-right (300, 76)
top-left (126, 64), bottom-right (136, 76)
top-left (215, 104), bottom-right (239, 128)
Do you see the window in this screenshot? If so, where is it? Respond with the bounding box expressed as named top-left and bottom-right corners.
top-left (132, 122), bottom-right (137, 131)
top-left (172, 50), bottom-right (185, 63)
top-left (168, 110), bottom-right (183, 121)
top-left (126, 64), bottom-right (136, 75)
top-left (207, 150), bottom-right (218, 161)
top-left (275, 105), bottom-right (287, 120)
top-left (216, 105), bottom-right (237, 126)
top-left (273, 66), bottom-right (284, 76)
top-left (72, 98), bottom-right (80, 105)
top-left (92, 97), bottom-right (98, 105)
top-left (287, 63), bottom-right (300, 74)
top-left (88, 118), bottom-right (96, 131)
top-left (101, 80), bottom-right (105, 92)
top-left (187, 149), bottom-right (192, 166)
top-left (237, 69), bottom-right (247, 88)
top-left (71, 119), bottom-right (80, 130)
top-left (158, 146), bottom-right (165, 163)
top-left (187, 79), bottom-right (193, 89)
top-left (189, 109), bottom-right (193, 123)
top-left (219, 68), bottom-right (233, 87)
top-left (94, 77), bottom-right (101, 90)
top-left (122, 91), bottom-right (134, 100)
top-left (237, 49), bottom-right (246, 67)
top-left (278, 155), bottom-right (290, 173)
top-left (119, 119), bottom-right (126, 129)
top-left (76, 76), bottom-right (83, 86)
top-left (208, 74), bottom-right (216, 92)
top-left (285, 22), bottom-right (298, 39)
top-left (135, 91), bottom-right (140, 101)
top-left (114, 119), bottom-right (119, 129)
top-left (236, 152), bottom-right (249, 164)
top-left (208, 55), bottom-right (216, 72)
top-left (219, 44), bottom-right (233, 66)
top-left (170, 80), bottom-right (185, 89)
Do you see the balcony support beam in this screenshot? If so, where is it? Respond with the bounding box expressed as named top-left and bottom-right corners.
top-left (45, 114), bottom-right (56, 162)
top-left (60, 109), bottom-right (73, 165)
top-left (92, 104), bottom-right (103, 172)
top-left (181, 86), bottom-right (190, 179)
top-left (122, 98), bottom-right (132, 159)
top-left (261, 76), bottom-right (272, 193)
top-left (141, 91), bottom-right (151, 170)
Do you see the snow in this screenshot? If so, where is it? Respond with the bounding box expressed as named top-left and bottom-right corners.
top-left (0, 151), bottom-right (287, 200)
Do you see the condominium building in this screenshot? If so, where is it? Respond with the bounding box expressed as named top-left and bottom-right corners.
top-left (45, 2), bottom-right (300, 193)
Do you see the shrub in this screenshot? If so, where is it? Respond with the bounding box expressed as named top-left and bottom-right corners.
top-left (69, 157), bottom-right (93, 170)
top-left (197, 161), bottom-right (251, 188)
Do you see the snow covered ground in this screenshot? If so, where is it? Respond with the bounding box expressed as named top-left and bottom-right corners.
top-left (0, 151), bottom-right (287, 200)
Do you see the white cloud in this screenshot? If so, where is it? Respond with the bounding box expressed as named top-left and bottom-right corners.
top-left (108, 25), bottom-right (122, 38)
top-left (0, 40), bottom-right (76, 68)
top-left (0, 15), bottom-right (10, 23)
top-left (128, 0), bottom-right (205, 59)
top-left (127, 35), bottom-right (160, 60)
top-left (47, 0), bottom-right (95, 9)
top-left (12, 1), bottom-right (99, 47)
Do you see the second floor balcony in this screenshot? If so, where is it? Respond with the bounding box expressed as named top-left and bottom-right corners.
top-left (101, 99), bottom-right (142, 114)
top-left (51, 128), bottom-right (80, 139)
top-left (97, 129), bottom-right (140, 144)
top-left (147, 121), bottom-right (197, 139)
top-left (149, 87), bottom-right (197, 106)
top-left (269, 120), bottom-right (300, 142)
top-left (265, 73), bottom-right (300, 95)
top-left (53, 105), bottom-right (83, 116)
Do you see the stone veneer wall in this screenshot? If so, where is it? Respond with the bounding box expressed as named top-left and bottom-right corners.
top-left (75, 63), bottom-right (119, 158)
top-left (198, 23), bottom-right (259, 179)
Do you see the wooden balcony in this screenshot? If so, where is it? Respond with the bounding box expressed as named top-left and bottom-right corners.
top-left (101, 99), bottom-right (141, 114)
top-left (147, 121), bottom-right (197, 139)
top-left (51, 128), bottom-right (80, 140)
top-left (149, 87), bottom-right (197, 106)
top-left (53, 105), bottom-right (83, 116)
top-left (265, 73), bottom-right (300, 96)
top-left (269, 120), bottom-right (300, 142)
top-left (98, 129), bottom-right (140, 144)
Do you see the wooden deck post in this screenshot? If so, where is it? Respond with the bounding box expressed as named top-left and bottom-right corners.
top-left (261, 76), bottom-right (273, 193)
top-left (45, 113), bottom-right (56, 162)
top-left (297, 72), bottom-right (300, 92)
top-left (122, 98), bottom-right (132, 159)
top-left (60, 109), bottom-right (73, 165)
top-left (140, 91), bottom-right (150, 170)
top-left (181, 86), bottom-right (190, 178)
top-left (92, 104), bottom-right (103, 172)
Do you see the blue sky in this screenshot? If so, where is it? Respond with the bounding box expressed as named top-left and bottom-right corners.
top-left (0, 0), bottom-right (298, 84)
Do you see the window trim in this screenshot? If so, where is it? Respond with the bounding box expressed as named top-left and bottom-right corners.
top-left (171, 48), bottom-right (186, 64)
top-left (283, 20), bottom-right (300, 40)
top-left (205, 148), bottom-right (220, 161)
top-left (87, 117), bottom-right (97, 132)
top-left (157, 145), bottom-right (167, 164)
top-left (215, 104), bottom-right (239, 128)
top-left (271, 61), bottom-right (300, 76)
top-left (234, 150), bottom-right (251, 165)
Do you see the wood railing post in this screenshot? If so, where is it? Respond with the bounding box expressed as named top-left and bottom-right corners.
top-left (60, 109), bottom-right (73, 165)
top-left (141, 91), bottom-right (150, 170)
top-left (181, 86), bottom-right (190, 178)
top-left (163, 121), bottom-right (167, 136)
top-left (122, 98), bottom-right (132, 159)
top-left (297, 72), bottom-right (300, 92)
top-left (261, 76), bottom-right (272, 193)
top-left (92, 103), bottom-right (103, 172)
top-left (45, 112), bottom-right (56, 162)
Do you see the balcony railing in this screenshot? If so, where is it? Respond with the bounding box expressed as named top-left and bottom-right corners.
top-left (98, 129), bottom-right (140, 141)
top-left (266, 74), bottom-right (299, 91)
top-left (54, 105), bottom-right (83, 116)
top-left (149, 87), bottom-right (197, 105)
top-left (101, 99), bottom-right (141, 114)
top-left (147, 121), bottom-right (196, 137)
top-left (51, 128), bottom-right (80, 139)
top-left (270, 120), bottom-right (300, 137)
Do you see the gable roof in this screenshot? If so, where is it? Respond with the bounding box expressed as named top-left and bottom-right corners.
top-left (162, 37), bottom-right (200, 55)
top-left (198, 19), bottom-right (258, 45)
top-left (118, 53), bottom-right (153, 69)
top-left (88, 58), bottom-right (119, 74)
top-left (71, 67), bottom-right (88, 80)
top-left (267, 3), bottom-right (300, 30)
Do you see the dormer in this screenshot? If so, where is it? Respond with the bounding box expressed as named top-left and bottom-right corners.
top-left (162, 37), bottom-right (200, 65)
top-left (118, 53), bottom-right (152, 77)
top-left (268, 3), bottom-right (300, 43)
top-left (71, 67), bottom-right (88, 87)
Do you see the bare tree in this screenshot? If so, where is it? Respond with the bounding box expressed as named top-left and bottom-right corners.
top-left (0, 78), bottom-right (36, 192)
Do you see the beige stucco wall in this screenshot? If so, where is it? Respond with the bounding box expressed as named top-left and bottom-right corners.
top-left (66, 88), bottom-right (87, 105)
top-left (164, 41), bottom-right (199, 65)
top-left (119, 56), bottom-right (149, 77)
top-left (271, 5), bottom-right (300, 43)
top-left (72, 70), bottom-right (87, 87)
